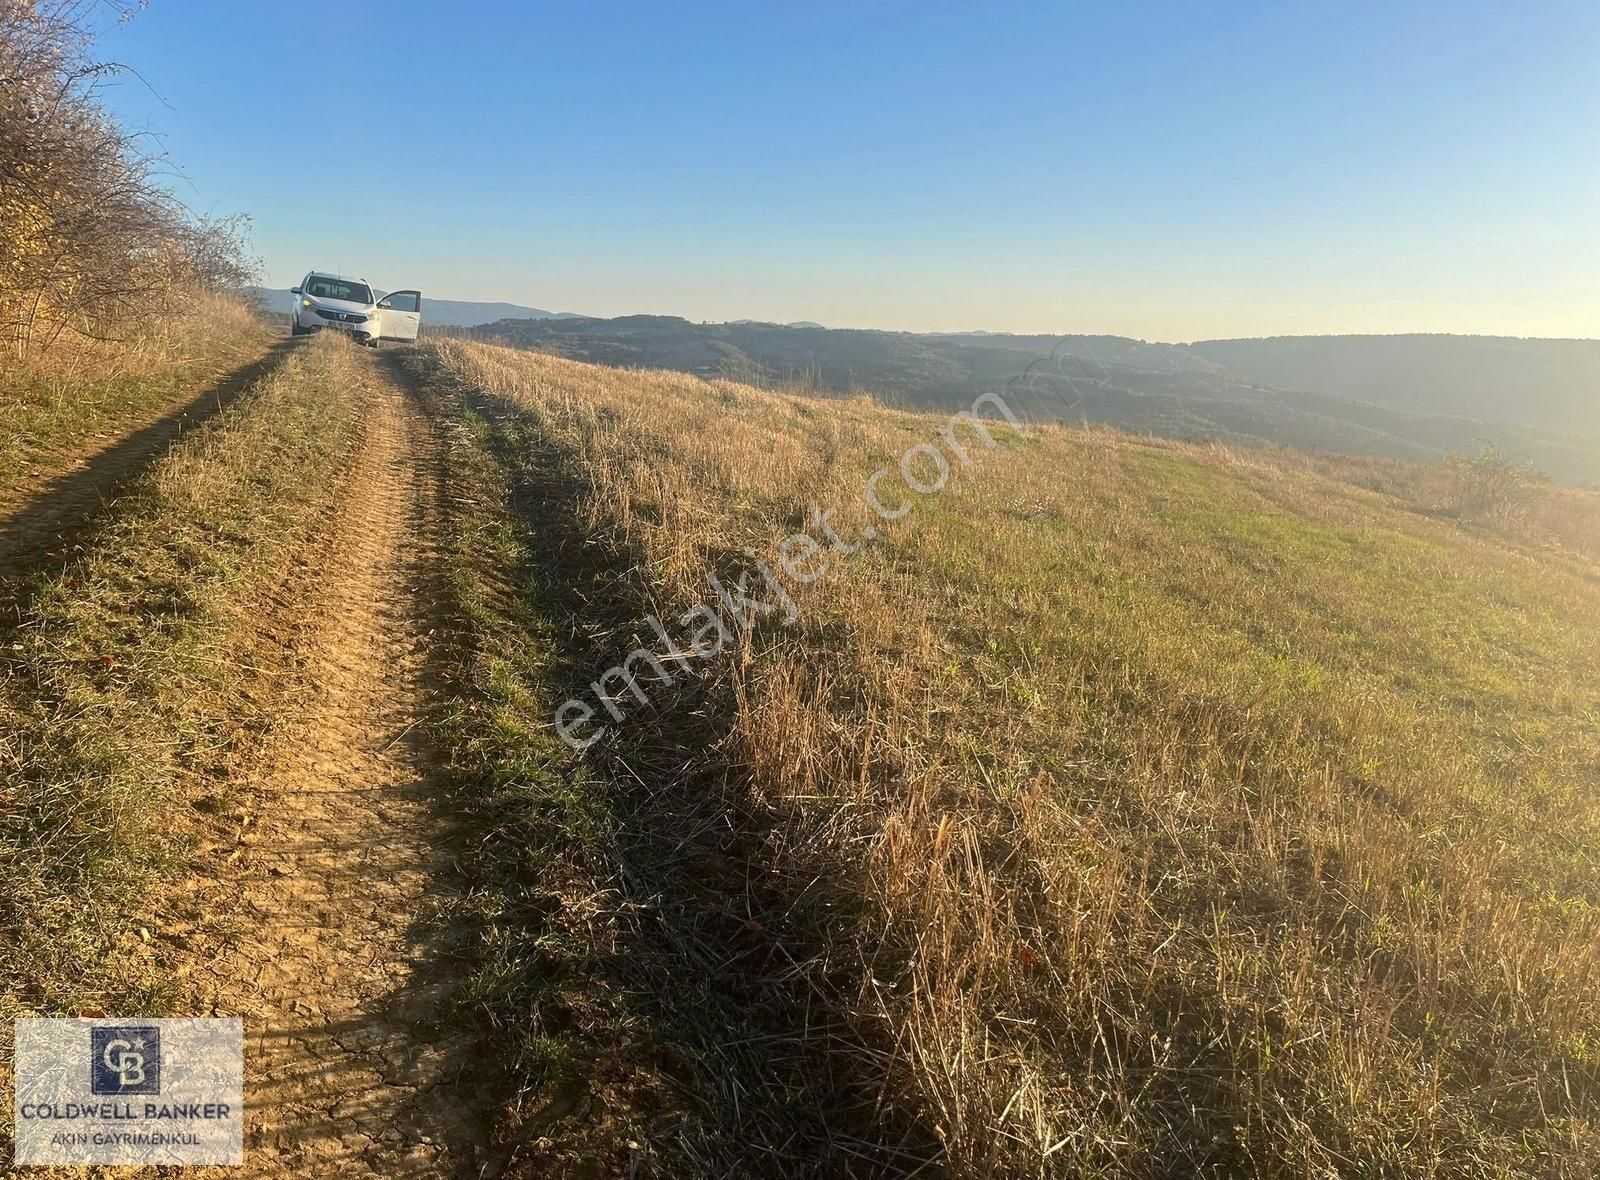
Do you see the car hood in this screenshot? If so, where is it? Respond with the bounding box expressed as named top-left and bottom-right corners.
top-left (304, 296), bottom-right (375, 315)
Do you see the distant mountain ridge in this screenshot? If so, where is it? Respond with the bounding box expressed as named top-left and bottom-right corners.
top-left (730, 318), bottom-right (827, 329)
top-left (457, 315), bottom-right (1600, 485)
top-left (247, 285), bottom-right (1600, 483)
top-left (248, 288), bottom-right (582, 328)
top-left (1181, 334), bottom-right (1600, 439)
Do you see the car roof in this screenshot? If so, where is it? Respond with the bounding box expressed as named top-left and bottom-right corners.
top-left (306, 271), bottom-right (371, 285)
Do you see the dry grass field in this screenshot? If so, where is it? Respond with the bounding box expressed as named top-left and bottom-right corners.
top-left (16, 4), bottom-right (1596, 1175)
top-left (409, 338), bottom-right (1600, 1177)
top-left (2, 325), bottom-right (1595, 1176)
top-left (0, 334), bottom-right (377, 1173)
top-left (0, 295), bottom-right (272, 510)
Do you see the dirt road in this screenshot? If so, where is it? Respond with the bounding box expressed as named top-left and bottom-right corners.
top-left (179, 355), bottom-right (488, 1176)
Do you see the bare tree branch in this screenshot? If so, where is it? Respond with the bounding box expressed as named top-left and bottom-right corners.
top-left (0, 0), bottom-right (255, 355)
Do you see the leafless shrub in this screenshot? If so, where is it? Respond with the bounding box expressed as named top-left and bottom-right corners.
top-left (0, 0), bottom-right (256, 354)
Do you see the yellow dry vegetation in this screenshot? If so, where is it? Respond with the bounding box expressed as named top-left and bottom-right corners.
top-left (424, 337), bottom-right (1600, 1177)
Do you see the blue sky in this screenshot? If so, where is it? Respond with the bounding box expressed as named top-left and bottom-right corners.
top-left (100, 1), bottom-right (1598, 339)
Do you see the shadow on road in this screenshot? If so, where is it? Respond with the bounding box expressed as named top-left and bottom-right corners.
top-left (0, 338), bottom-right (297, 616)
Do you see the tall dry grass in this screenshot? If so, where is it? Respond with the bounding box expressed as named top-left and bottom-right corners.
top-left (423, 337), bottom-right (1600, 1177)
top-left (0, 293), bottom-right (271, 504)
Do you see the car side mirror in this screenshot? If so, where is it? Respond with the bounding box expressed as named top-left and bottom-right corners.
top-left (376, 297), bottom-right (391, 310)
top-left (290, 287), bottom-right (301, 295)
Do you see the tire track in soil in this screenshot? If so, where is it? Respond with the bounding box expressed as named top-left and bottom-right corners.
top-left (183, 353), bottom-right (490, 1177)
top-left (0, 338), bottom-right (294, 625)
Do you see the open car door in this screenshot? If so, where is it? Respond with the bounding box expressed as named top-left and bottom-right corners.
top-left (374, 290), bottom-right (422, 342)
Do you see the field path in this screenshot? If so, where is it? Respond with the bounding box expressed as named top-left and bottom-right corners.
top-left (185, 355), bottom-right (488, 1176)
top-left (0, 340), bottom-right (290, 611)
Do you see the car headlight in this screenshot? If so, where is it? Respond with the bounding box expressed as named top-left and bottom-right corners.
top-left (301, 297), bottom-right (313, 308)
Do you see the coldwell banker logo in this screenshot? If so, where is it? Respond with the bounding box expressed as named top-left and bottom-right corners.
top-left (13, 1017), bottom-right (243, 1166)
top-left (90, 1026), bottom-right (162, 1095)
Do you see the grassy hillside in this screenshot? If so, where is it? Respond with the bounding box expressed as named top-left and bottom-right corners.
top-left (463, 316), bottom-right (1600, 485)
top-left (413, 338), bottom-right (1600, 1177)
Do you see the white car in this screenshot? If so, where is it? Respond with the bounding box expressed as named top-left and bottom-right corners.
top-left (289, 272), bottom-right (423, 347)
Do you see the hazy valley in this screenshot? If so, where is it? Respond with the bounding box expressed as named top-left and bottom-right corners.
top-left (451, 314), bottom-right (1600, 485)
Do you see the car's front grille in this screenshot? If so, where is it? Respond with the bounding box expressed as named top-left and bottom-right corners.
top-left (313, 308), bottom-right (368, 323)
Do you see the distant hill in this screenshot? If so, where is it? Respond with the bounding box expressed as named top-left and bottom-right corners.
top-left (460, 315), bottom-right (1600, 485)
top-left (1182, 334), bottom-right (1600, 438)
top-left (248, 288), bottom-right (582, 328)
top-left (465, 315), bottom-right (974, 395)
top-left (730, 319), bottom-right (828, 329)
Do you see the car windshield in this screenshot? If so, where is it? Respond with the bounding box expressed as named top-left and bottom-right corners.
top-left (305, 277), bottom-right (372, 304)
